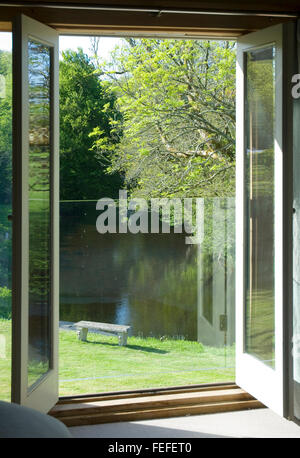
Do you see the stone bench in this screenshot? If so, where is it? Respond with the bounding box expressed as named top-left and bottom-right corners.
top-left (74, 320), bottom-right (131, 346)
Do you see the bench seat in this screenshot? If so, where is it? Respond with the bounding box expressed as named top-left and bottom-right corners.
top-left (74, 320), bottom-right (131, 346)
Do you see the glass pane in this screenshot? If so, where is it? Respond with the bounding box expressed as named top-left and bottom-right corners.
top-left (27, 40), bottom-right (52, 390)
top-left (58, 37), bottom-right (236, 396)
top-left (0, 30), bottom-right (12, 402)
top-left (245, 45), bottom-right (276, 368)
top-left (293, 74), bottom-right (300, 421)
top-left (59, 198), bottom-right (235, 395)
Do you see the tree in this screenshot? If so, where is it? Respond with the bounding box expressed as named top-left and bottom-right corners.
top-left (0, 50), bottom-right (12, 205)
top-left (0, 50), bottom-right (12, 295)
top-left (59, 49), bottom-right (123, 200)
top-left (93, 39), bottom-right (236, 199)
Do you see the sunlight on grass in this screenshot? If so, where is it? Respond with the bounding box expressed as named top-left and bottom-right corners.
top-left (58, 329), bottom-right (235, 396)
top-left (0, 320), bottom-right (235, 400)
top-left (0, 319), bottom-right (11, 402)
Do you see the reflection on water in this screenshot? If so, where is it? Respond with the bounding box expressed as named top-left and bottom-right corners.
top-left (60, 201), bottom-right (198, 339)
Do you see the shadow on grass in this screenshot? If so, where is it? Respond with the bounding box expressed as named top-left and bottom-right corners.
top-left (84, 340), bottom-right (169, 354)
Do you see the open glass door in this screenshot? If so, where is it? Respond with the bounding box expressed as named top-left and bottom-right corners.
top-left (11, 14), bottom-right (59, 413)
top-left (236, 23), bottom-right (294, 417)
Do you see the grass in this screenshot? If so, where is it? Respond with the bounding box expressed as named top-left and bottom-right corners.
top-left (59, 329), bottom-right (235, 396)
top-left (0, 319), bottom-right (11, 402)
top-left (0, 319), bottom-right (235, 400)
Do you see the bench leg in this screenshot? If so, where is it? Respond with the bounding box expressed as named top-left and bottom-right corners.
top-left (77, 327), bottom-right (88, 341)
top-left (118, 332), bottom-right (127, 346)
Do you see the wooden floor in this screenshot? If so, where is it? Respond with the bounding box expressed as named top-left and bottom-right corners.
top-left (49, 384), bottom-right (264, 427)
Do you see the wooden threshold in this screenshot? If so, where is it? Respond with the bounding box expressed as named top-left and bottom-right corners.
top-left (49, 384), bottom-right (265, 427)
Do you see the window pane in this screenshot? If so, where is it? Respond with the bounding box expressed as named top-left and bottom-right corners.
top-left (59, 198), bottom-right (235, 395)
top-left (58, 37), bottom-right (236, 396)
top-left (27, 40), bottom-right (52, 390)
top-left (245, 45), bottom-right (276, 368)
top-left (0, 30), bottom-right (12, 402)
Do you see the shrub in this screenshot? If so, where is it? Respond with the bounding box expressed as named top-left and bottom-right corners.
top-left (0, 286), bottom-right (11, 319)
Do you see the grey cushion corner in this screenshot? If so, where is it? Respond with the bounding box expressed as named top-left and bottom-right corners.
top-left (0, 401), bottom-right (73, 438)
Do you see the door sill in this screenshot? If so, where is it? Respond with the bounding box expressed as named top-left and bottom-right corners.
top-left (49, 383), bottom-right (264, 427)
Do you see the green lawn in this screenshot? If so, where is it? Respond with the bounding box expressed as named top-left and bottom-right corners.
top-left (59, 329), bottom-right (235, 396)
top-left (0, 319), bottom-right (235, 400)
top-left (0, 319), bottom-right (11, 402)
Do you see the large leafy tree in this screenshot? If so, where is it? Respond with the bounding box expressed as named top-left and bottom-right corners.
top-left (59, 49), bottom-right (122, 200)
top-left (94, 39), bottom-right (236, 199)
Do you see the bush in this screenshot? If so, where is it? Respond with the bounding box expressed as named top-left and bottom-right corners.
top-left (0, 286), bottom-right (11, 319)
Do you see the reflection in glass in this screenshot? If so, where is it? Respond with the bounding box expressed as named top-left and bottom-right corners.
top-left (27, 40), bottom-right (51, 390)
top-left (0, 32), bottom-right (12, 401)
top-left (245, 46), bottom-right (276, 367)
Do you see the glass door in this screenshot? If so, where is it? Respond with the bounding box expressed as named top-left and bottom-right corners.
top-left (236, 23), bottom-right (294, 417)
top-left (11, 15), bottom-right (59, 413)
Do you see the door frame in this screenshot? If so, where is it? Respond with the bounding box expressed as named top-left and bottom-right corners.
top-left (11, 14), bottom-right (59, 413)
top-left (235, 22), bottom-right (295, 419)
top-left (5, 11), bottom-right (298, 420)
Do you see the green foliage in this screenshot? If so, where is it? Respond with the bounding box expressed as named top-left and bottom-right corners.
top-left (59, 49), bottom-right (123, 200)
top-left (0, 204), bottom-right (11, 290)
top-left (95, 39), bottom-right (236, 200)
top-left (0, 286), bottom-right (11, 319)
top-left (0, 51), bottom-right (12, 297)
top-left (0, 50), bottom-right (12, 205)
